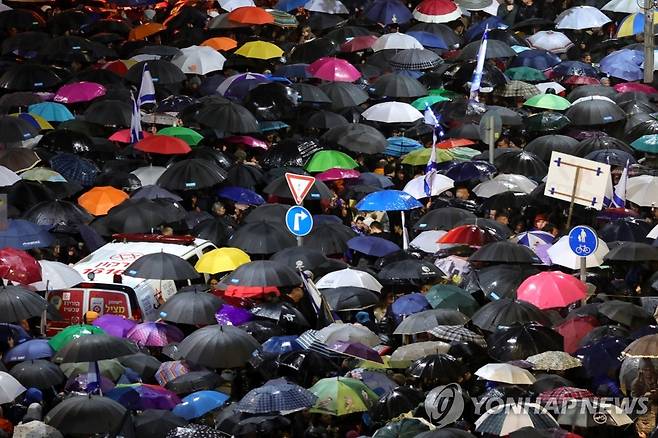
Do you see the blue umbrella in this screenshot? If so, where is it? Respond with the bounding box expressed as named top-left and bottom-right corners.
top-left (28, 102), bottom-right (74, 122)
top-left (217, 186), bottom-right (265, 206)
top-left (356, 190), bottom-right (423, 211)
top-left (274, 64), bottom-right (311, 80)
top-left (131, 185), bottom-right (183, 201)
top-left (466, 16), bottom-right (507, 42)
top-left (440, 160), bottom-right (496, 182)
top-left (364, 0), bottom-right (413, 25)
top-left (347, 236), bottom-right (400, 257)
top-left (599, 49), bottom-right (644, 81)
top-left (385, 137), bottom-right (423, 157)
top-left (0, 219), bottom-right (53, 249)
top-left (391, 293), bottom-right (431, 317)
top-left (4, 339), bottom-right (53, 362)
top-left (509, 49), bottom-right (561, 71)
top-left (262, 336), bottom-right (303, 355)
top-left (405, 31), bottom-right (448, 49)
top-left (313, 214), bottom-right (343, 224)
top-left (575, 337), bottom-right (628, 378)
top-left (275, 0), bottom-right (306, 11)
top-left (0, 323), bottom-right (31, 343)
top-left (584, 149), bottom-right (636, 167)
top-left (356, 173), bottom-right (394, 188)
top-left (551, 61), bottom-right (599, 78)
top-left (259, 121), bottom-right (289, 132)
top-left (236, 378), bottom-right (317, 414)
top-left (172, 390), bottom-right (230, 420)
top-left (50, 153), bottom-right (99, 187)
top-left (351, 370), bottom-right (398, 396)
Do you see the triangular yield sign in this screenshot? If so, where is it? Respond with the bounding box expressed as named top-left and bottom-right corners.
top-left (285, 173), bottom-right (316, 205)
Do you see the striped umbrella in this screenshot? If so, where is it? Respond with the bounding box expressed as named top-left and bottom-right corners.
top-left (155, 361), bottom-right (192, 386)
top-left (127, 322), bottom-right (185, 347)
top-left (617, 12), bottom-right (658, 37)
top-left (513, 231), bottom-right (555, 250)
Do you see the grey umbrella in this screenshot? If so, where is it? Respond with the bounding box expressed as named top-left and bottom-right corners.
top-left (158, 290), bottom-right (223, 325)
top-left (53, 334), bottom-right (138, 364)
top-left (9, 359), bottom-right (65, 389)
top-left (389, 49), bottom-right (443, 70)
top-left (177, 325), bottom-right (260, 368)
top-left (394, 309), bottom-right (469, 335)
top-left (45, 395), bottom-right (129, 436)
top-left (123, 252), bottom-right (198, 281)
top-left (458, 39), bottom-right (516, 60)
top-left (223, 260), bottom-right (300, 287)
top-left (319, 82), bottom-right (369, 109)
top-left (291, 83), bottom-right (332, 104)
top-left (321, 123), bottom-right (388, 154)
top-left (0, 286), bottom-right (49, 323)
top-left (372, 73), bottom-right (427, 98)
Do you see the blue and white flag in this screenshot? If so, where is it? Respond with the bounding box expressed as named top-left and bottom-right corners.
top-left (612, 160), bottom-right (629, 208)
top-left (129, 93), bottom-right (142, 144)
top-left (469, 27), bottom-right (489, 102)
top-left (138, 64), bottom-right (156, 107)
top-left (423, 105), bottom-right (443, 197)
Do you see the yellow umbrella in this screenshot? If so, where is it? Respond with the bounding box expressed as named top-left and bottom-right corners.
top-left (10, 113), bottom-right (53, 130)
top-left (234, 41), bottom-right (284, 60)
top-left (195, 247), bottom-right (251, 274)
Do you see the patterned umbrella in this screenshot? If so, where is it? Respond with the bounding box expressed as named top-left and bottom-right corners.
top-left (155, 361), bottom-right (193, 386)
top-left (526, 351), bottom-right (582, 370)
top-left (309, 377), bottom-right (378, 416)
top-left (236, 378), bottom-right (317, 414)
top-left (536, 387), bottom-right (593, 404)
top-left (475, 403), bottom-right (559, 435)
top-left (428, 325), bottom-right (487, 347)
top-left (49, 153), bottom-right (99, 187)
top-left (166, 424), bottom-right (222, 438)
top-left (495, 80), bottom-right (540, 99)
top-left (127, 322), bottom-right (185, 347)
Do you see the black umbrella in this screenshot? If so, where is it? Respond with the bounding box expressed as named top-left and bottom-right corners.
top-left (157, 159), bottom-right (227, 191)
top-left (565, 98), bottom-right (625, 126)
top-left (466, 265), bottom-right (540, 300)
top-left (600, 219), bottom-right (652, 243)
top-left (245, 83), bottom-right (300, 121)
top-left (0, 9), bottom-right (44, 31)
top-left (325, 26), bottom-right (372, 43)
top-left (0, 91), bottom-right (43, 111)
top-left (407, 354), bottom-right (464, 387)
top-left (270, 247), bottom-right (330, 272)
top-left (195, 102), bottom-right (260, 133)
top-left (261, 138), bottom-right (323, 169)
top-left (0, 286), bottom-right (48, 323)
top-left (192, 218), bottom-right (234, 246)
top-left (414, 207), bottom-right (476, 231)
top-left (40, 35), bottom-right (116, 63)
top-left (23, 200), bottom-right (92, 232)
top-left (290, 83), bottom-right (332, 105)
top-left (118, 353), bottom-right (162, 381)
top-left (371, 386), bottom-right (425, 422)
top-left (493, 150), bottom-right (548, 180)
top-left (0, 116), bottom-right (38, 143)
top-left (626, 115), bottom-right (658, 142)
top-left (416, 429), bottom-right (476, 438)
top-left (223, 260), bottom-right (300, 287)
top-left (9, 359), bottom-right (65, 389)
top-left (239, 320), bottom-right (286, 343)
top-left (105, 200), bottom-right (165, 233)
top-left (159, 290), bottom-right (223, 326)
top-left (308, 110), bottom-right (349, 130)
top-left (320, 287), bottom-right (380, 311)
top-left (321, 123), bottom-right (388, 154)
top-left (225, 163), bottom-right (265, 190)
top-left (228, 222), bottom-right (296, 255)
top-left (289, 37), bottom-right (338, 63)
top-left (134, 409), bottom-right (188, 438)
top-left (487, 323), bottom-right (564, 361)
top-left (378, 259), bottom-right (443, 285)
top-left (524, 135), bottom-right (579, 162)
top-left (458, 39), bottom-right (516, 60)
top-left (165, 370), bottom-right (223, 395)
top-left (472, 299), bottom-right (550, 332)
top-left (598, 301), bottom-right (654, 329)
top-left (244, 203), bottom-right (289, 225)
top-left (53, 334), bottom-right (138, 363)
top-left (574, 134), bottom-right (633, 156)
top-left (469, 241), bottom-right (541, 264)
top-left (453, 61), bottom-right (507, 90)
top-left (530, 373), bottom-right (574, 393)
top-left (0, 63), bottom-right (62, 92)
top-left (525, 112), bottom-right (571, 132)
top-left (390, 49), bottom-right (443, 70)
top-left (84, 99), bottom-right (132, 127)
top-left (250, 301), bottom-right (310, 330)
top-left (566, 85), bottom-right (618, 102)
top-left (124, 252), bottom-right (198, 280)
top-left (177, 325), bottom-right (260, 368)
top-left (45, 395), bottom-right (129, 436)
top-left (38, 129), bottom-right (95, 154)
top-left (578, 325), bottom-right (630, 348)
top-left (372, 73), bottom-right (427, 98)
top-left (263, 175), bottom-right (332, 201)
top-left (7, 180), bottom-right (55, 212)
top-left (125, 60), bottom-right (185, 85)
top-left (303, 222), bottom-right (356, 255)
top-left (319, 82), bottom-right (369, 110)
top-left (409, 22), bottom-right (462, 47)
top-left (233, 415), bottom-right (291, 436)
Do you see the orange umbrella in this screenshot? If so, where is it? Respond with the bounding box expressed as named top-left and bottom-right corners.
top-left (78, 186), bottom-right (129, 216)
top-left (227, 7), bottom-right (274, 25)
top-left (128, 22), bottom-right (165, 41)
top-left (201, 37), bottom-right (238, 51)
top-left (437, 138), bottom-right (475, 149)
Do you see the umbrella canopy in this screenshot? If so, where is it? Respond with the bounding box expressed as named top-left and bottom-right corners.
top-left (0, 285), bottom-right (48, 322)
top-left (53, 334), bottom-right (138, 363)
top-left (469, 241), bottom-right (541, 264)
top-left (488, 323), bottom-right (564, 361)
top-left (474, 363), bottom-right (536, 384)
top-left (516, 271), bottom-right (587, 309)
top-left (124, 252), bottom-right (198, 281)
top-left (237, 379), bottom-right (317, 414)
top-left (472, 299), bottom-right (550, 332)
top-left (45, 395), bottom-right (128, 436)
top-left (475, 403), bottom-right (559, 435)
top-left (394, 309), bottom-right (469, 334)
top-left (309, 377), bottom-right (378, 415)
top-left (177, 324), bottom-right (260, 368)
top-left (413, 0), bottom-right (462, 23)
top-left (555, 6), bottom-right (611, 29)
top-left (362, 101), bottom-right (424, 123)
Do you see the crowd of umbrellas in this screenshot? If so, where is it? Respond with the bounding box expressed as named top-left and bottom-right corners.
top-left (3, 0), bottom-right (658, 437)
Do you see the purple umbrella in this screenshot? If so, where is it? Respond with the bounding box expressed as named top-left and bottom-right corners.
top-left (107, 383), bottom-right (182, 410)
top-left (328, 341), bottom-right (383, 363)
top-left (54, 81), bottom-right (106, 104)
top-left (127, 322), bottom-right (185, 347)
top-left (215, 304), bottom-right (254, 326)
top-left (347, 236), bottom-right (400, 257)
top-left (65, 374), bottom-right (115, 393)
top-left (391, 293), bottom-right (431, 317)
top-left (4, 339), bottom-right (53, 362)
top-left (93, 314), bottom-right (138, 338)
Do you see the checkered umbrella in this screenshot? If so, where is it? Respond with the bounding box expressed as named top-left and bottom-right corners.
top-left (428, 325), bottom-right (487, 348)
top-left (475, 403), bottom-right (559, 435)
top-left (236, 378), bottom-right (317, 414)
top-left (494, 80), bottom-right (540, 99)
top-left (166, 424), bottom-right (222, 438)
top-left (536, 386), bottom-right (594, 404)
top-left (390, 49), bottom-right (443, 70)
top-left (49, 153), bottom-right (99, 187)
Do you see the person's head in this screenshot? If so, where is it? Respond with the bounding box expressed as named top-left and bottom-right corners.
top-left (354, 216), bottom-right (367, 230)
top-left (521, 0), bottom-right (533, 6)
top-left (600, 76), bottom-right (611, 86)
top-left (209, 277), bottom-right (220, 290)
top-left (455, 186), bottom-right (470, 200)
top-left (494, 211), bottom-right (509, 226)
top-left (287, 286), bottom-right (304, 303)
top-left (581, 52), bottom-right (592, 64)
top-left (301, 25), bottom-right (313, 38)
top-left (83, 311), bottom-right (99, 324)
top-left (534, 214), bottom-right (549, 230)
top-left (212, 201), bottom-right (226, 216)
top-left (542, 222), bottom-right (559, 237)
top-left (369, 221), bottom-right (383, 233)
top-left (161, 226), bottom-right (174, 236)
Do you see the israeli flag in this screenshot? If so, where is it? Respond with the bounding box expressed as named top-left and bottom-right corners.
top-left (138, 64), bottom-right (156, 107)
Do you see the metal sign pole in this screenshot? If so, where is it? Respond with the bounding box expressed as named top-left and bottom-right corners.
top-left (297, 236), bottom-right (303, 247)
top-left (645, 0), bottom-right (655, 84)
top-left (488, 117), bottom-right (495, 165)
top-left (580, 256), bottom-right (587, 304)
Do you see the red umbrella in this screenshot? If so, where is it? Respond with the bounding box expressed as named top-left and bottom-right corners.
top-left (225, 136), bottom-right (268, 150)
top-left (316, 168), bottom-right (361, 182)
top-left (536, 386), bottom-right (594, 403)
top-left (134, 135), bottom-right (192, 155)
top-left (109, 129), bottom-right (154, 144)
top-left (563, 75), bottom-right (600, 85)
top-left (614, 82), bottom-right (658, 94)
top-left (437, 138), bottom-right (475, 149)
top-left (0, 248), bottom-right (41, 284)
top-left (308, 57), bottom-right (362, 82)
top-left (412, 0), bottom-right (462, 23)
top-left (438, 225), bottom-right (499, 246)
top-left (517, 271), bottom-right (587, 309)
top-left (554, 315), bottom-right (598, 354)
top-left (224, 285), bottom-right (280, 299)
top-left (340, 35), bottom-right (378, 53)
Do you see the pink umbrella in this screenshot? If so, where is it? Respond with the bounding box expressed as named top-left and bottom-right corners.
top-left (225, 135), bottom-right (268, 149)
top-left (316, 168), bottom-right (361, 181)
top-left (613, 82), bottom-right (658, 94)
top-left (308, 57), bottom-right (362, 82)
top-left (126, 321), bottom-right (185, 347)
top-left (340, 35), bottom-right (378, 53)
top-left (109, 129), bottom-right (154, 143)
top-left (54, 81), bottom-right (106, 104)
top-left (516, 271), bottom-right (587, 309)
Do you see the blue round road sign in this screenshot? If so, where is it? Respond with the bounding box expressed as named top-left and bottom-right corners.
top-left (568, 225), bottom-right (598, 256)
top-left (285, 206), bottom-right (313, 237)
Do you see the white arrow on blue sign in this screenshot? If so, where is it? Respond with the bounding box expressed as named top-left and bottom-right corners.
top-left (285, 205), bottom-right (313, 237)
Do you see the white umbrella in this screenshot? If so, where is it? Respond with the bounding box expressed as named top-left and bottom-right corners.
top-left (602, 0), bottom-right (641, 13)
top-left (14, 421), bottom-right (63, 438)
top-left (648, 223), bottom-right (658, 239)
top-left (316, 323), bottom-right (380, 347)
top-left (390, 341), bottom-right (450, 363)
top-left (555, 6), bottom-right (611, 30)
top-left (131, 165), bottom-right (167, 186)
top-left (304, 0), bottom-right (349, 14)
top-left (0, 2), bottom-right (11, 12)
top-left (372, 32), bottom-right (424, 52)
top-left (627, 175), bottom-right (658, 206)
top-left (535, 82), bottom-right (566, 94)
top-left (475, 363), bottom-right (536, 384)
top-left (473, 174), bottom-right (537, 198)
top-left (362, 102), bottom-right (423, 123)
top-left (172, 45), bottom-right (226, 75)
top-left (546, 235), bottom-right (609, 269)
top-left (481, 0), bottom-right (501, 15)
top-left (403, 173), bottom-right (454, 199)
top-left (31, 260), bottom-right (84, 291)
top-left (410, 230), bottom-right (447, 253)
top-left (219, 0), bottom-right (255, 11)
top-left (0, 165), bottom-right (19, 187)
top-left (316, 268), bottom-right (383, 292)
top-left (0, 371), bottom-right (26, 403)
top-left (527, 31), bottom-right (573, 54)
top-left (130, 54), bottom-right (161, 62)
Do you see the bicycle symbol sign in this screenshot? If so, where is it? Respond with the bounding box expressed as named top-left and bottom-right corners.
top-left (568, 226), bottom-right (598, 257)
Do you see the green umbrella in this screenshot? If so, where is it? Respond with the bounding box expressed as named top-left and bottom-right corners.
top-left (449, 146), bottom-right (481, 160)
top-left (309, 377), bottom-right (378, 416)
top-left (401, 147), bottom-right (455, 166)
top-left (505, 67), bottom-right (547, 82)
top-left (411, 95), bottom-right (450, 110)
top-left (631, 134), bottom-right (658, 154)
top-left (305, 150), bottom-right (359, 172)
top-left (524, 94), bottom-right (571, 111)
top-left (48, 325), bottom-right (105, 351)
top-left (428, 88), bottom-right (460, 99)
top-left (157, 126), bottom-right (204, 146)
top-left (60, 359), bottom-right (125, 380)
top-left (425, 284), bottom-right (480, 316)
top-left (372, 418), bottom-right (432, 438)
